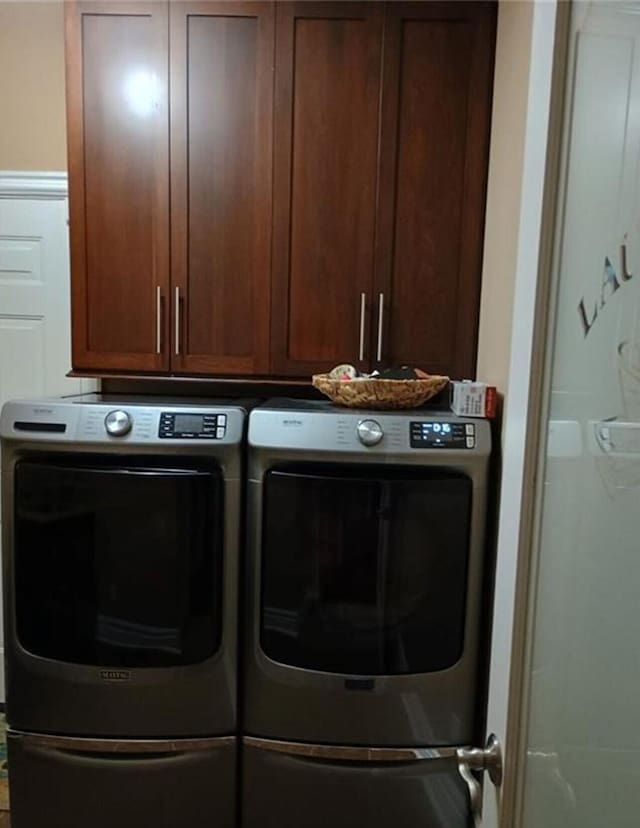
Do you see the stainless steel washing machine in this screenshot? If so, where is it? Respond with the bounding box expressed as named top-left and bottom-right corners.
top-left (242, 398), bottom-right (492, 828)
top-left (0, 394), bottom-right (247, 828)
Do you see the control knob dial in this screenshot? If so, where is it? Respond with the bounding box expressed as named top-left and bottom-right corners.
top-left (356, 419), bottom-right (383, 447)
top-left (105, 410), bottom-right (132, 437)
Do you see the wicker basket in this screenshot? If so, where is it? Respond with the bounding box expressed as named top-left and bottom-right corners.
top-left (312, 374), bottom-right (450, 410)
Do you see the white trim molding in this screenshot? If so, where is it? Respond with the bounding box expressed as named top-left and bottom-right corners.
top-left (0, 171), bottom-right (68, 200)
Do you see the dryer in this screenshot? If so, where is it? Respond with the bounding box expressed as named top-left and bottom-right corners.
top-left (0, 394), bottom-right (248, 828)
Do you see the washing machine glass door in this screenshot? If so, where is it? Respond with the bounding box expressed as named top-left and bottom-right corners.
top-left (13, 456), bottom-right (223, 668)
top-left (261, 465), bottom-right (472, 675)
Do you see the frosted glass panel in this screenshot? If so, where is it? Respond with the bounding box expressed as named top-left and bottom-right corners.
top-left (522, 4), bottom-right (640, 828)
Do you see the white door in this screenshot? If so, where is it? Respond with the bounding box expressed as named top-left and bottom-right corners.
top-left (479, 2), bottom-right (640, 827)
top-left (0, 172), bottom-right (95, 700)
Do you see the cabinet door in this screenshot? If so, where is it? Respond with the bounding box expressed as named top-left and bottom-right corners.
top-left (66, 2), bottom-right (170, 373)
top-left (270, 2), bottom-right (383, 377)
top-left (374, 2), bottom-right (496, 379)
top-left (170, 2), bottom-right (274, 375)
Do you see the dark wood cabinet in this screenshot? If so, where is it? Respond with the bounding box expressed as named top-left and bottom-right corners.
top-left (67, 0), bottom-right (272, 375)
top-left (374, 2), bottom-right (496, 379)
top-left (66, 0), bottom-right (496, 381)
top-left (271, 1), bottom-right (495, 379)
top-left (170, 2), bottom-right (273, 374)
top-left (66, 1), bottom-right (170, 373)
top-left (270, 2), bottom-right (383, 377)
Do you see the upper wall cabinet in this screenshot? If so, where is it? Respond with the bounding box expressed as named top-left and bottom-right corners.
top-left (374, 2), bottom-right (496, 380)
top-left (170, 2), bottom-right (273, 375)
top-left (272, 1), bottom-right (496, 378)
top-left (66, 1), bottom-right (170, 373)
top-left (66, 1), bottom-right (496, 379)
top-left (67, 0), bottom-right (272, 375)
top-left (270, 2), bottom-right (384, 377)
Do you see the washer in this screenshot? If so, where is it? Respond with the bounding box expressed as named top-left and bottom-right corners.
top-left (242, 398), bottom-right (492, 828)
top-left (244, 398), bottom-right (492, 747)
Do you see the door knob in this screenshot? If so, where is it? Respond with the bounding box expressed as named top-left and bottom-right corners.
top-left (456, 734), bottom-right (502, 828)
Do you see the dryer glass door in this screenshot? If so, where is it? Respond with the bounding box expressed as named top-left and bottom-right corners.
top-left (13, 456), bottom-right (223, 668)
top-left (261, 466), bottom-right (472, 675)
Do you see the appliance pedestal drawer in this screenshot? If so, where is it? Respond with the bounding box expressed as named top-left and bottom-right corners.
top-left (243, 738), bottom-right (468, 828)
top-left (8, 731), bottom-right (236, 828)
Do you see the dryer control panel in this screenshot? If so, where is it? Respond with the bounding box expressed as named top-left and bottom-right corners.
top-left (159, 411), bottom-right (227, 440)
top-left (410, 421), bottom-right (476, 449)
top-left (0, 397), bottom-right (244, 448)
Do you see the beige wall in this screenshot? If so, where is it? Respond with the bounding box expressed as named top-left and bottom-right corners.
top-left (0, 0), bottom-right (67, 171)
top-left (476, 1), bottom-right (534, 396)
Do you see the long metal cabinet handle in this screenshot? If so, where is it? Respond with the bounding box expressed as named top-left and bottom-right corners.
top-left (175, 286), bottom-right (180, 356)
top-left (244, 736), bottom-right (459, 763)
top-left (359, 292), bottom-right (366, 362)
top-left (376, 292), bottom-right (384, 362)
top-left (155, 286), bottom-right (162, 354)
top-left (456, 734), bottom-right (503, 828)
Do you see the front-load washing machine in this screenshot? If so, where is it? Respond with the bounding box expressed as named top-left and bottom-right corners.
top-left (242, 398), bottom-right (492, 828)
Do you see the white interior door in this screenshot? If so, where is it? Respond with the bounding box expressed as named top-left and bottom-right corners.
top-left (481, 2), bottom-right (640, 827)
top-left (0, 172), bottom-right (95, 701)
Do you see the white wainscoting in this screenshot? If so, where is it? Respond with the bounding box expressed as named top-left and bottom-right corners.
top-left (0, 171), bottom-right (96, 703)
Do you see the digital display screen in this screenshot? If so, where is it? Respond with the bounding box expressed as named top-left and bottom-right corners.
top-left (410, 421), bottom-right (472, 449)
top-left (420, 423), bottom-right (452, 437)
top-left (174, 414), bottom-right (205, 434)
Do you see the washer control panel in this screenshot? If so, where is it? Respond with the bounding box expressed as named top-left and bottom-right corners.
top-left (249, 405), bottom-right (490, 456)
top-left (410, 420), bottom-right (476, 449)
top-left (159, 411), bottom-right (227, 440)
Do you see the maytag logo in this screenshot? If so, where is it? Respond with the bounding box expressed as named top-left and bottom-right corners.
top-left (282, 418), bottom-right (303, 427)
top-left (99, 669), bottom-right (131, 682)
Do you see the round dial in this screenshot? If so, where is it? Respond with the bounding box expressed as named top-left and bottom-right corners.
top-left (356, 418), bottom-right (383, 447)
top-left (104, 410), bottom-right (132, 437)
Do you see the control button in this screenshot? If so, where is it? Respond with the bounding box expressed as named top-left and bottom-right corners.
top-left (217, 414), bottom-right (226, 427)
top-left (216, 426), bottom-right (226, 439)
top-left (105, 410), bottom-right (132, 437)
top-left (357, 419), bottom-right (384, 447)
top-left (466, 436), bottom-right (475, 448)
top-left (465, 424), bottom-right (475, 435)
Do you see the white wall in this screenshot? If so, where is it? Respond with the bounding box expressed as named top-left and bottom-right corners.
top-left (477, 1), bottom-right (534, 401)
top-left (479, 2), bottom-right (561, 826)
